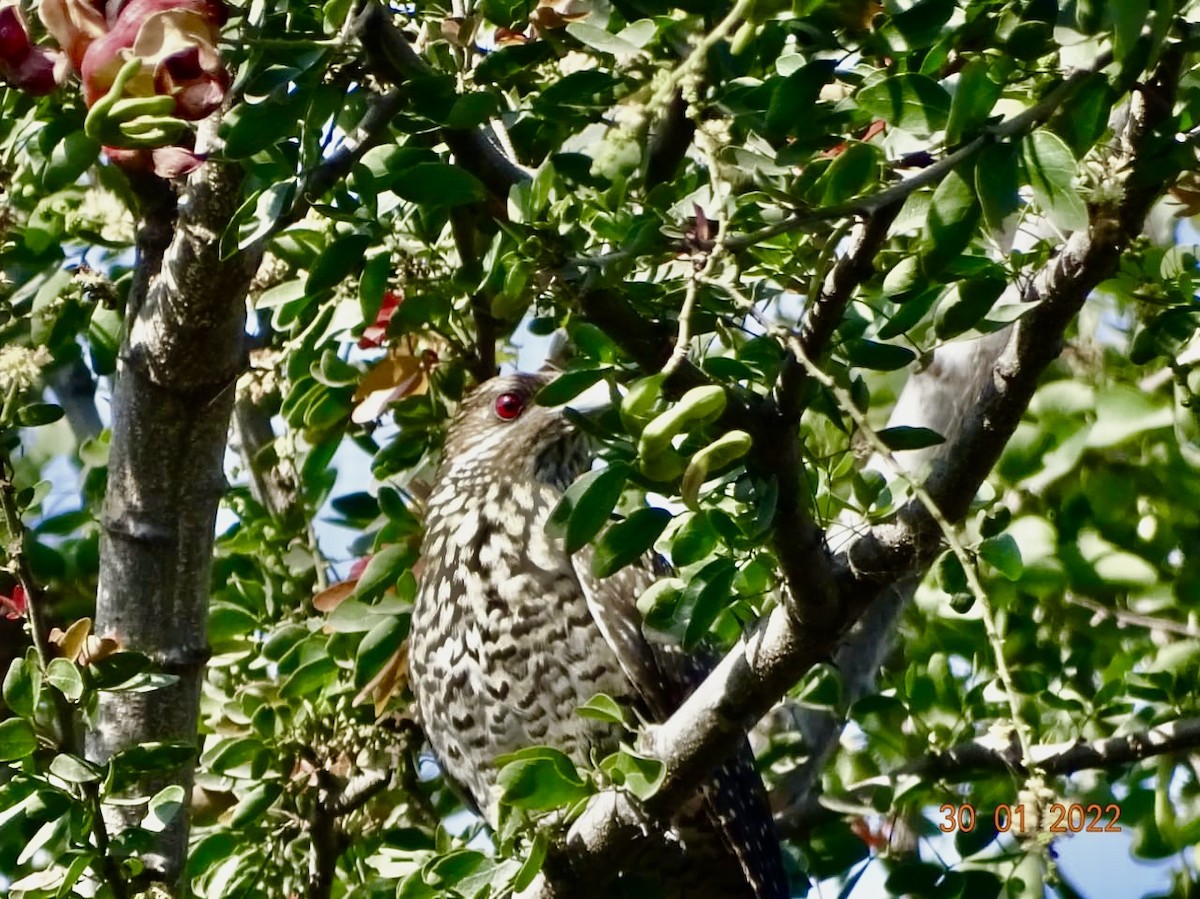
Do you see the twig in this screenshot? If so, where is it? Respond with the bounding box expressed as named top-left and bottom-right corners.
top-left (0, 456), bottom-right (57, 676)
top-left (258, 86), bottom-right (406, 249)
top-left (354, 0), bottom-right (528, 198)
top-left (87, 784), bottom-right (130, 899)
top-left (1064, 593), bottom-right (1200, 639)
top-left (891, 716), bottom-right (1200, 781)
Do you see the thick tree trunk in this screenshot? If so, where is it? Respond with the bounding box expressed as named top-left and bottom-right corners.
top-left (89, 159), bottom-right (259, 888)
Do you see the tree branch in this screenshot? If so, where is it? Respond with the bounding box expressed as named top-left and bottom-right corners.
top-left (1064, 592), bottom-right (1200, 638)
top-left (549, 35), bottom-right (1184, 885)
top-left (354, 0), bottom-right (528, 199)
top-left (90, 156), bottom-right (262, 889)
top-left (892, 717), bottom-right (1200, 782)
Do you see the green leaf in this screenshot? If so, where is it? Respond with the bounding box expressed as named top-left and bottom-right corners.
top-left (202, 737), bottom-right (265, 774)
top-left (354, 614), bottom-right (408, 690)
top-left (546, 464), bottom-right (629, 554)
top-left (230, 781), bottom-right (283, 828)
top-left (536, 368), bottom-right (609, 407)
top-left (887, 0), bottom-right (955, 49)
top-left (143, 785), bottom-right (186, 833)
top-left (592, 507), bottom-right (671, 578)
top-left (306, 232), bottom-right (372, 295)
top-left (88, 651), bottom-right (152, 690)
top-left (599, 747), bottom-right (664, 800)
top-left (1130, 308), bottom-right (1200, 364)
top-left (358, 248), bottom-right (391, 325)
top-left (815, 142), bottom-right (880, 206)
top-left (480, 0), bottom-right (534, 28)
top-left (221, 98), bottom-right (302, 159)
top-left (89, 305), bottom-right (121, 375)
top-left (934, 273), bottom-right (1007, 339)
top-left (1052, 72), bottom-right (1115, 157)
top-left (3, 658), bottom-right (39, 719)
top-left (513, 831), bottom-right (549, 893)
top-left (1087, 386), bottom-right (1173, 448)
top-left (228, 181), bottom-right (296, 256)
top-left (670, 510), bottom-right (719, 567)
top-left (279, 655), bottom-right (338, 700)
top-left (576, 692), bottom-right (631, 728)
top-left (1022, 130), bottom-right (1087, 233)
top-left (42, 132), bottom-right (100, 191)
top-left (352, 543), bottom-right (416, 603)
top-left (17, 402), bottom-right (64, 427)
top-left (1112, 0), bottom-right (1149, 60)
top-left (979, 534), bottom-right (1023, 580)
top-left (975, 142), bottom-right (1021, 236)
top-left (794, 663), bottom-right (842, 709)
top-left (845, 340), bottom-right (916, 371)
top-left (45, 658), bottom-right (84, 701)
top-left (393, 163), bottom-right (486, 207)
top-left (764, 61), bottom-right (834, 138)
top-left (496, 747), bottom-right (591, 810)
top-left (108, 743), bottom-right (195, 789)
top-left (935, 550), bottom-right (968, 595)
top-left (566, 22), bottom-right (644, 56)
top-left (0, 717), bottom-right (36, 761)
top-left (679, 557), bottom-right (738, 649)
top-left (49, 753), bottom-right (103, 784)
top-left (857, 74), bottom-right (951, 136)
top-left (922, 168), bottom-right (980, 270)
top-left (877, 426), bottom-right (945, 451)
top-left (945, 57), bottom-right (1003, 145)
top-left (311, 349), bottom-right (359, 388)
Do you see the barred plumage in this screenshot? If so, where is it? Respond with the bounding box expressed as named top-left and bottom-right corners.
top-left (410, 371), bottom-right (788, 898)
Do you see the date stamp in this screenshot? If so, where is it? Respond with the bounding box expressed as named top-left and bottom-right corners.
top-left (937, 802), bottom-right (1123, 834)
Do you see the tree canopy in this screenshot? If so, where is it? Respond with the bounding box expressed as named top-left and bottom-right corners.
top-left (2, 0), bottom-right (1200, 896)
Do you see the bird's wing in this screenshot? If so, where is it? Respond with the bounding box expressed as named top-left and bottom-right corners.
top-left (570, 549), bottom-right (789, 899)
top-left (569, 550), bottom-right (684, 721)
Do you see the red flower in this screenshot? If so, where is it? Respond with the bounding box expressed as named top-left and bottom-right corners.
top-left (358, 291), bottom-right (403, 350)
top-left (40, 0), bottom-right (228, 171)
top-left (0, 584), bottom-right (27, 620)
top-left (0, 4), bottom-right (66, 95)
top-left (77, 0), bottom-right (229, 119)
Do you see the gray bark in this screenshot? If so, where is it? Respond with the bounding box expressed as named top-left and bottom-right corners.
top-left (89, 158), bottom-right (260, 888)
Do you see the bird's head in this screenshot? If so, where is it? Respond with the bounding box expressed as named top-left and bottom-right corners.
top-left (438, 372), bottom-right (598, 491)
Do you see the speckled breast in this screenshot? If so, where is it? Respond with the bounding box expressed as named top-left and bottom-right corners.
top-left (410, 473), bottom-right (634, 823)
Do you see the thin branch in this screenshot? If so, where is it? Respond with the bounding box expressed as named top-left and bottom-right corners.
top-left (0, 456), bottom-right (58, 677)
top-left (645, 92), bottom-right (695, 190)
top-left (645, 0), bottom-right (753, 120)
top-left (259, 85), bottom-right (406, 249)
top-left (87, 784), bottom-right (130, 899)
top-left (354, 0), bottom-right (528, 198)
top-left (1064, 593), bottom-right (1200, 639)
top-left (892, 717), bottom-right (1200, 782)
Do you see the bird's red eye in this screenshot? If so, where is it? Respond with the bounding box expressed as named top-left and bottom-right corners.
top-left (494, 392), bottom-right (525, 421)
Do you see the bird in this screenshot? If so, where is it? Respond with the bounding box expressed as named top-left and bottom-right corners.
top-left (408, 370), bottom-right (789, 899)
